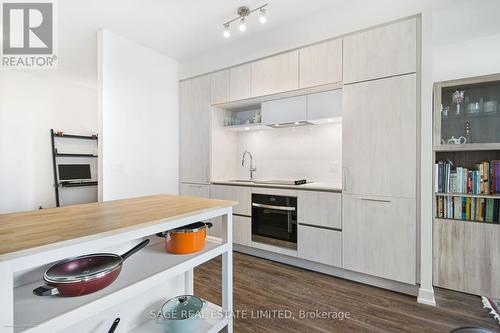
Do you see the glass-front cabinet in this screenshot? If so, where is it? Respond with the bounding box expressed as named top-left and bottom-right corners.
top-left (434, 74), bottom-right (500, 150)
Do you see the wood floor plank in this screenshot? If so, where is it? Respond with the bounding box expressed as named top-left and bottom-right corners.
top-left (194, 252), bottom-right (499, 333)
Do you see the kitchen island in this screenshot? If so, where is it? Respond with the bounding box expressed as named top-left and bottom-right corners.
top-left (0, 194), bottom-right (236, 333)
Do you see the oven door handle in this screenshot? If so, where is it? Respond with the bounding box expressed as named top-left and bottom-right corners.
top-left (252, 203), bottom-right (296, 211)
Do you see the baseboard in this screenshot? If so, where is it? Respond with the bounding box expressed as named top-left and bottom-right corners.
top-left (417, 287), bottom-right (436, 306)
top-left (234, 244), bottom-right (419, 297)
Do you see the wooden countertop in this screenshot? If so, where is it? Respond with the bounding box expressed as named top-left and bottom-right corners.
top-left (0, 194), bottom-right (237, 262)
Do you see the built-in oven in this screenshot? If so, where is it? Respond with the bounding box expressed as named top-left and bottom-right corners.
top-left (251, 193), bottom-right (297, 250)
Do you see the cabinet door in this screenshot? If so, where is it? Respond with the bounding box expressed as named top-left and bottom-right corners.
top-left (233, 215), bottom-right (252, 246)
top-left (343, 18), bottom-right (417, 84)
top-left (433, 219), bottom-right (500, 298)
top-left (343, 74), bottom-right (416, 198)
top-left (299, 39), bottom-right (342, 88)
top-left (298, 225), bottom-right (342, 267)
top-left (229, 64), bottom-right (251, 101)
top-left (179, 183), bottom-right (211, 198)
top-left (298, 191), bottom-right (341, 229)
top-left (180, 76), bottom-right (211, 183)
top-left (307, 90), bottom-right (342, 122)
top-left (262, 96), bottom-right (307, 125)
top-left (251, 51), bottom-right (299, 97)
top-left (211, 185), bottom-right (251, 216)
top-left (342, 194), bottom-right (416, 284)
top-left (211, 70), bottom-right (229, 105)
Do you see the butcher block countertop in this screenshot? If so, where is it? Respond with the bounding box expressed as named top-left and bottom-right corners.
top-left (0, 194), bottom-right (237, 262)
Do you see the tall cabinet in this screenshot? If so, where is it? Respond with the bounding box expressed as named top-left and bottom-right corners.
top-left (179, 75), bottom-right (211, 189)
top-left (341, 17), bottom-right (419, 285)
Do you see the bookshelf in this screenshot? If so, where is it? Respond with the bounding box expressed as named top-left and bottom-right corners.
top-left (433, 73), bottom-right (500, 299)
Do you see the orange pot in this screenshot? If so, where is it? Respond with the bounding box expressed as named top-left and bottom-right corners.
top-left (156, 222), bottom-right (213, 254)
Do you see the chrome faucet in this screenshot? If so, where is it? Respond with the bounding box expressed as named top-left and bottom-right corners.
top-left (242, 150), bottom-right (257, 180)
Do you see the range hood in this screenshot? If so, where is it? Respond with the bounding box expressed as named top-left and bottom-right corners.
top-left (266, 121), bottom-right (313, 128)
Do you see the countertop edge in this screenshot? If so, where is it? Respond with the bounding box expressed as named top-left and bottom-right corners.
top-left (211, 181), bottom-right (342, 193)
top-left (0, 199), bottom-right (237, 263)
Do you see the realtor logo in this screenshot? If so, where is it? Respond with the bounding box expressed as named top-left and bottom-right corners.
top-left (1, 0), bottom-right (57, 68)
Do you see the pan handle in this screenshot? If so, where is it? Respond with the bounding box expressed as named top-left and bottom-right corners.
top-left (205, 222), bottom-right (213, 229)
top-left (108, 318), bottom-right (120, 333)
top-left (33, 285), bottom-right (59, 296)
top-left (121, 239), bottom-right (150, 261)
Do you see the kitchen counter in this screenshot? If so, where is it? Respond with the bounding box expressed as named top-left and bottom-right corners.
top-left (0, 194), bottom-right (236, 261)
top-left (212, 180), bottom-right (342, 192)
top-left (0, 194), bottom-right (236, 333)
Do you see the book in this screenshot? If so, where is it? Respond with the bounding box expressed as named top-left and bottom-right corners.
top-left (484, 161), bottom-right (490, 195)
top-left (486, 198), bottom-right (494, 222)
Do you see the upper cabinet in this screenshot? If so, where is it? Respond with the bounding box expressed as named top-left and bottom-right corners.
top-left (262, 95), bottom-right (307, 125)
top-left (307, 89), bottom-right (342, 122)
top-left (343, 18), bottom-right (417, 84)
top-left (229, 64), bottom-right (252, 102)
top-left (251, 51), bottom-right (299, 97)
top-left (299, 39), bottom-right (342, 88)
top-left (179, 75), bottom-right (211, 184)
top-left (211, 70), bottom-right (229, 105)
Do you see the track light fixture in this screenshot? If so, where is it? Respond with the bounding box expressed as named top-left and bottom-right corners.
top-left (222, 4), bottom-right (268, 38)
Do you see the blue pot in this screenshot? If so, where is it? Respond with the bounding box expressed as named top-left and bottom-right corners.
top-left (158, 295), bottom-right (206, 333)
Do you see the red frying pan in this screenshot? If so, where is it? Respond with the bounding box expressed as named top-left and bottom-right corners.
top-left (33, 239), bottom-right (150, 297)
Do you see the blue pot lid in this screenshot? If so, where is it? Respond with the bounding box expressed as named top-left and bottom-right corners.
top-left (161, 295), bottom-right (204, 320)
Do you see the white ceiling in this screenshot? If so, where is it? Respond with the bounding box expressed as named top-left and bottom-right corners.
top-left (25, 0), bottom-right (500, 87)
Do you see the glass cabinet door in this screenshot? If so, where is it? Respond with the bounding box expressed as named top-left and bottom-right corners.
top-left (439, 79), bottom-right (500, 145)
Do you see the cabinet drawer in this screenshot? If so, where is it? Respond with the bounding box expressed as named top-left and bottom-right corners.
top-left (298, 225), bottom-right (341, 267)
top-left (262, 95), bottom-right (307, 125)
top-left (298, 191), bottom-right (341, 229)
top-left (233, 216), bottom-right (252, 247)
top-left (211, 185), bottom-right (251, 216)
top-left (179, 183), bottom-right (210, 198)
top-left (342, 194), bottom-right (416, 284)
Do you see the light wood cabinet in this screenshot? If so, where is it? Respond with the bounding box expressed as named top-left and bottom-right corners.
top-left (179, 183), bottom-right (211, 198)
top-left (299, 39), bottom-right (342, 88)
top-left (342, 194), bottom-right (416, 284)
top-left (233, 215), bottom-right (252, 247)
top-left (307, 89), bottom-right (342, 122)
top-left (210, 70), bottom-right (229, 105)
top-left (433, 219), bottom-right (500, 298)
top-left (298, 191), bottom-right (341, 229)
top-left (298, 225), bottom-right (342, 267)
top-left (342, 74), bottom-right (416, 198)
top-left (262, 95), bottom-right (307, 125)
top-left (179, 75), bottom-right (211, 184)
top-left (251, 51), bottom-right (299, 97)
top-left (229, 64), bottom-right (251, 101)
top-left (343, 18), bottom-right (417, 84)
top-left (211, 185), bottom-right (251, 216)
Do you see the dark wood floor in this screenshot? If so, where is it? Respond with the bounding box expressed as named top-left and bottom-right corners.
top-left (194, 252), bottom-right (499, 333)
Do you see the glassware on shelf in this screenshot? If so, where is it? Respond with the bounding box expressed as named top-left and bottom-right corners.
top-left (452, 90), bottom-right (465, 115)
top-left (464, 122), bottom-right (472, 143)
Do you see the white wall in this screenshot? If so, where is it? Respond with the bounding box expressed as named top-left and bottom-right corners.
top-left (235, 124), bottom-right (342, 184)
top-left (0, 71), bottom-right (97, 214)
top-left (98, 30), bottom-right (179, 201)
top-left (433, 33), bottom-right (500, 82)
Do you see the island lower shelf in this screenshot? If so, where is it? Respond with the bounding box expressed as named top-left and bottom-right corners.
top-left (14, 240), bottom-right (229, 333)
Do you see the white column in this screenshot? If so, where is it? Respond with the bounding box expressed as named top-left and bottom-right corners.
top-left (0, 261), bottom-right (14, 333)
top-left (221, 208), bottom-right (233, 332)
top-left (418, 9), bottom-right (436, 306)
